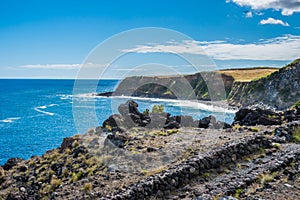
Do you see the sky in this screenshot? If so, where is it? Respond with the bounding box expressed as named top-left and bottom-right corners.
top-left (1, 0), bottom-right (300, 78)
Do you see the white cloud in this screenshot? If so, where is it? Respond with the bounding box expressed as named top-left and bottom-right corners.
top-left (227, 0), bottom-right (300, 15)
top-left (18, 63), bottom-right (105, 70)
top-left (245, 11), bottom-right (253, 18)
top-left (259, 17), bottom-right (290, 26)
top-left (121, 35), bottom-right (300, 61)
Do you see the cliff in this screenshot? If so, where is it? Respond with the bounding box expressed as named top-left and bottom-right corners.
top-left (110, 59), bottom-right (300, 110)
top-left (228, 59), bottom-right (300, 110)
top-left (113, 72), bottom-right (234, 101)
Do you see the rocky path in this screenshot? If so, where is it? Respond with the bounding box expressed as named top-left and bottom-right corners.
top-left (1, 109), bottom-right (299, 200)
top-left (163, 143), bottom-right (300, 199)
top-left (103, 121), bottom-right (300, 200)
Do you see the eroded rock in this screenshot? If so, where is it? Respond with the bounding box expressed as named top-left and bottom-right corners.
top-left (2, 158), bottom-right (24, 171)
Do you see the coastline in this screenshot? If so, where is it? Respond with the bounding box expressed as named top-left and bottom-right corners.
top-left (95, 93), bottom-right (238, 113)
top-left (1, 60), bottom-right (300, 199)
top-left (1, 99), bottom-right (300, 199)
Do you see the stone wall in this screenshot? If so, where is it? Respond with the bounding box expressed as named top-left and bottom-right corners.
top-left (104, 134), bottom-right (272, 200)
top-left (104, 120), bottom-right (300, 199)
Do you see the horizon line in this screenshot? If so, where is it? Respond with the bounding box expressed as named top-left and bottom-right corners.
top-left (0, 77), bottom-right (122, 80)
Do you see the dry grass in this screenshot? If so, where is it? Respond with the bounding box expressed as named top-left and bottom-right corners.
top-left (219, 68), bottom-right (278, 82)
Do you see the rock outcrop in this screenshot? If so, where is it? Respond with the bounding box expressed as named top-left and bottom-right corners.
top-left (232, 105), bottom-right (300, 126)
top-left (2, 158), bottom-right (24, 171)
top-left (103, 100), bottom-right (231, 131)
top-left (228, 59), bottom-right (300, 110)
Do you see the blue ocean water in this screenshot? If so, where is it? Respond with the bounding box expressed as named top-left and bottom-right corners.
top-left (0, 79), bottom-right (235, 165)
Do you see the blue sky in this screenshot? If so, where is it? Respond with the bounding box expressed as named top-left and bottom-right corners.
top-left (1, 0), bottom-right (300, 78)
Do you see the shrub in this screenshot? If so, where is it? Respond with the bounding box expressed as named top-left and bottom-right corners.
top-left (152, 105), bottom-right (164, 113)
top-left (167, 129), bottom-right (179, 135)
top-left (258, 173), bottom-right (273, 185)
top-left (73, 141), bottom-right (80, 148)
top-left (87, 165), bottom-right (97, 176)
top-left (50, 177), bottom-right (62, 189)
top-left (105, 125), bottom-right (112, 132)
top-left (293, 126), bottom-right (300, 143)
top-left (249, 127), bottom-right (259, 132)
top-left (234, 188), bottom-right (243, 198)
top-left (258, 147), bottom-right (266, 154)
top-left (203, 172), bottom-right (210, 178)
top-left (82, 183), bottom-right (93, 193)
top-left (141, 167), bottom-right (166, 176)
top-left (40, 184), bottom-right (52, 194)
top-left (294, 100), bottom-right (300, 108)
top-left (71, 171), bottom-right (83, 182)
top-left (143, 109), bottom-right (150, 114)
top-left (272, 142), bottom-right (281, 149)
top-left (40, 177), bottom-right (62, 194)
top-left (290, 162), bottom-right (296, 167)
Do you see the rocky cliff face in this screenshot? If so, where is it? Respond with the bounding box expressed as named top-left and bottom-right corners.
top-left (110, 59), bottom-right (300, 109)
top-left (113, 72), bottom-right (234, 101)
top-left (228, 59), bottom-right (300, 110)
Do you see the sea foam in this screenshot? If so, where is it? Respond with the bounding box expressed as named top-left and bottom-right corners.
top-left (34, 104), bottom-right (58, 116)
top-left (0, 117), bottom-right (21, 123)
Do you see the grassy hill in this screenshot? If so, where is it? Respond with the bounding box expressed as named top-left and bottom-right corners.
top-left (218, 67), bottom-right (279, 82)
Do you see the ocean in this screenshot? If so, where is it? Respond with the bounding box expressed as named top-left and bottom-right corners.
top-left (0, 79), bottom-right (235, 165)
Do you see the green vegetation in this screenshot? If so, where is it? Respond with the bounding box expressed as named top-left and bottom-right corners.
top-left (71, 171), bottom-right (83, 182)
top-left (163, 89), bottom-right (173, 95)
top-left (258, 147), bottom-right (266, 155)
top-left (50, 177), bottom-right (62, 189)
top-left (82, 183), bottom-right (93, 193)
top-left (151, 104), bottom-right (164, 113)
top-left (245, 182), bottom-right (260, 196)
top-left (234, 188), bottom-right (243, 198)
top-left (249, 127), bottom-right (259, 132)
top-left (293, 126), bottom-right (300, 143)
top-left (268, 114), bottom-right (277, 119)
top-left (141, 166), bottom-right (167, 176)
top-left (290, 58), bottom-right (300, 66)
top-left (105, 125), bottom-right (112, 132)
top-left (40, 184), bottom-right (52, 194)
top-left (149, 129), bottom-right (179, 137)
top-left (294, 100), bottom-right (300, 108)
top-left (40, 177), bottom-right (62, 195)
top-left (73, 141), bottom-right (80, 148)
top-left (203, 172), bottom-right (210, 178)
top-left (258, 173), bottom-right (273, 185)
top-left (290, 162), bottom-right (296, 168)
top-left (143, 109), bottom-right (150, 114)
top-left (166, 129), bottom-right (179, 134)
top-left (272, 143), bottom-right (281, 149)
top-left (87, 165), bottom-right (98, 176)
